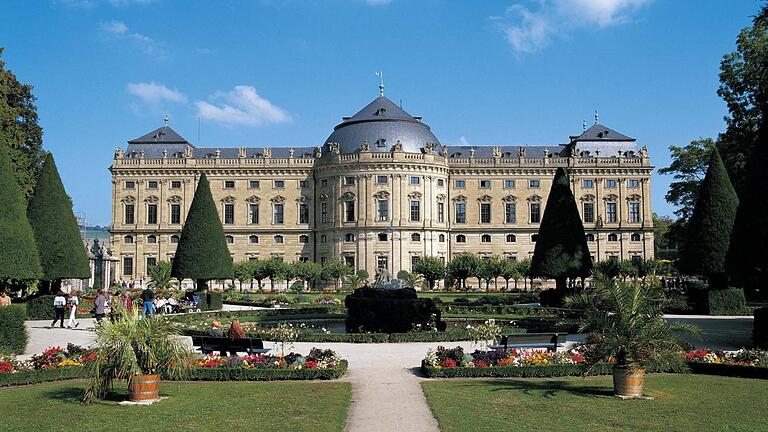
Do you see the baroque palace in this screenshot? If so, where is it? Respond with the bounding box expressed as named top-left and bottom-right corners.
top-left (110, 91), bottom-right (654, 284)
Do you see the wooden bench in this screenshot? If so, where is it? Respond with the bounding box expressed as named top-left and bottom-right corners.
top-left (190, 336), bottom-right (270, 356)
top-left (489, 333), bottom-right (566, 352)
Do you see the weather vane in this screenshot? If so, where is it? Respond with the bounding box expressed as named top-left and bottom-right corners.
top-left (376, 71), bottom-right (384, 97)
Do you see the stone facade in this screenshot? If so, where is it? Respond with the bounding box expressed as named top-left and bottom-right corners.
top-left (110, 96), bottom-right (654, 285)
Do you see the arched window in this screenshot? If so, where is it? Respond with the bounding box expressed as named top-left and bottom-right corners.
top-left (506, 234), bottom-right (516, 243)
top-left (320, 234), bottom-right (327, 243)
top-left (456, 234), bottom-right (466, 243)
top-left (585, 233), bottom-right (595, 242)
top-left (531, 234), bottom-right (539, 242)
top-left (439, 234), bottom-right (445, 242)
top-left (299, 234), bottom-right (309, 244)
top-left (225, 235), bottom-right (234, 244)
top-left (345, 233), bottom-right (355, 242)
top-left (123, 235), bottom-right (134, 244)
top-left (170, 234), bottom-right (180, 244)
top-left (608, 233), bottom-right (618, 242)
top-left (631, 233), bottom-right (641, 242)
top-left (411, 233), bottom-right (421, 242)
top-left (481, 234), bottom-right (492, 243)
top-left (274, 235), bottom-right (284, 244)
top-left (146, 234), bottom-right (157, 244)
top-left (249, 235), bottom-right (259, 244)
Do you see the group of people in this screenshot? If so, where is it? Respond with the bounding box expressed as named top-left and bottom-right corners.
top-left (50, 290), bottom-right (81, 329)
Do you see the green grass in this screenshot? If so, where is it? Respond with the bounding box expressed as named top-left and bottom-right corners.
top-left (421, 374), bottom-right (768, 432)
top-left (0, 380), bottom-right (351, 432)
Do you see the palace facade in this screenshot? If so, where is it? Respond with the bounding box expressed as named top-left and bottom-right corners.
top-left (109, 94), bottom-right (654, 284)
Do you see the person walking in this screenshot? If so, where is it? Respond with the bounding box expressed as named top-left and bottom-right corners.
top-left (51, 291), bottom-right (67, 328)
top-left (0, 291), bottom-right (11, 308)
top-left (93, 290), bottom-right (106, 323)
top-left (141, 286), bottom-right (155, 317)
top-left (66, 290), bottom-right (79, 329)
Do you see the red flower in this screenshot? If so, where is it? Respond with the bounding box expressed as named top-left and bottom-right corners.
top-left (305, 360), bottom-right (318, 369)
top-left (441, 359), bottom-right (458, 368)
top-left (472, 359), bottom-right (488, 368)
top-left (570, 353), bottom-right (584, 363)
top-left (0, 362), bottom-right (13, 374)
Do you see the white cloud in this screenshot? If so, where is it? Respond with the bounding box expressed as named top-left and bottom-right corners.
top-left (454, 136), bottom-right (470, 146)
top-left (100, 20), bottom-right (166, 57)
top-left (127, 82), bottom-right (187, 104)
top-left (495, 0), bottom-right (652, 53)
top-left (195, 86), bottom-right (291, 127)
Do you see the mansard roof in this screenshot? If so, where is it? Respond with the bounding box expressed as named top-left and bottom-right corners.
top-left (128, 125), bottom-right (191, 145)
top-left (571, 123), bottom-right (635, 142)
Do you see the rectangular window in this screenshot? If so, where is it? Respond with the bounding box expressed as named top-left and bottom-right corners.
top-left (505, 203), bottom-right (516, 224)
top-left (582, 179), bottom-right (593, 188)
top-left (479, 180), bottom-right (491, 189)
top-left (123, 257), bottom-right (133, 276)
top-left (299, 203), bottom-right (309, 224)
top-left (345, 176), bottom-right (356, 186)
top-left (455, 179), bottom-right (465, 188)
top-left (299, 180), bottom-right (309, 188)
top-left (376, 175), bottom-right (388, 185)
top-left (274, 203), bottom-right (284, 224)
top-left (629, 202), bottom-right (640, 223)
top-left (321, 203), bottom-right (328, 223)
top-left (147, 204), bottom-right (158, 224)
top-left (170, 180), bottom-right (181, 189)
top-left (480, 203), bottom-right (491, 223)
top-left (299, 256), bottom-right (309, 263)
top-left (410, 200), bottom-right (420, 222)
top-left (377, 199), bottom-right (389, 221)
top-left (224, 204), bottom-right (234, 224)
top-left (410, 176), bottom-right (420, 185)
top-left (377, 255), bottom-right (388, 270)
top-left (583, 202), bottom-right (594, 223)
top-left (378, 233), bottom-right (388, 241)
top-left (437, 202), bottom-right (445, 223)
top-left (530, 203), bottom-right (541, 223)
top-left (249, 180), bottom-right (260, 189)
top-left (504, 179), bottom-right (515, 189)
top-left (455, 203), bottom-right (466, 223)
top-left (411, 255), bottom-right (421, 271)
top-left (146, 257), bottom-right (157, 268)
top-left (344, 256), bottom-right (355, 268)
top-left (147, 181), bottom-right (158, 189)
top-left (437, 179), bottom-right (444, 187)
top-left (529, 180), bottom-right (540, 188)
top-left (274, 180), bottom-right (284, 189)
top-left (606, 202), bottom-right (617, 223)
top-left (628, 179), bottom-right (640, 188)
top-left (124, 204), bottom-right (135, 224)
top-left (321, 179), bottom-right (328, 187)
top-left (170, 204), bottom-right (181, 224)
top-left (124, 181), bottom-right (135, 189)
top-left (224, 180), bottom-right (235, 189)
top-left (606, 179), bottom-right (618, 188)
top-left (249, 203), bottom-right (259, 224)
top-left (345, 201), bottom-right (355, 222)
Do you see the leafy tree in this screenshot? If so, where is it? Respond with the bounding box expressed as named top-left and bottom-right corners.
top-left (343, 271), bottom-right (367, 291)
top-left (446, 253), bottom-right (479, 291)
top-left (250, 259), bottom-right (269, 292)
top-left (146, 261), bottom-right (172, 290)
top-left (652, 213), bottom-right (676, 251)
top-left (0, 49), bottom-right (45, 198)
top-left (680, 148), bottom-right (739, 289)
top-left (233, 261), bottom-right (253, 292)
top-left (321, 259), bottom-right (352, 291)
top-left (398, 271), bottom-right (424, 290)
top-left (594, 259), bottom-right (621, 279)
top-left (291, 261), bottom-right (322, 291)
top-left (26, 153), bottom-right (89, 293)
top-left (0, 135), bottom-right (41, 284)
top-left (171, 174), bottom-right (233, 291)
top-left (531, 167), bottom-right (593, 290)
top-left (263, 257), bottom-right (289, 292)
top-left (499, 259), bottom-right (521, 291)
top-left (477, 256), bottom-right (502, 291)
top-left (516, 258), bottom-right (531, 290)
top-left (413, 256), bottom-right (445, 291)
top-left (618, 260), bottom-right (639, 281)
top-left (657, 138), bottom-right (716, 221)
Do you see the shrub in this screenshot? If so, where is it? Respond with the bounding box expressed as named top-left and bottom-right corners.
top-left (0, 305), bottom-right (27, 354)
top-left (421, 362), bottom-right (614, 378)
top-left (198, 292), bottom-right (223, 311)
top-left (24, 295), bottom-right (56, 320)
top-left (539, 289), bottom-right (574, 307)
top-left (0, 366), bottom-right (89, 387)
top-left (689, 287), bottom-right (747, 315)
top-left (755, 307), bottom-right (768, 349)
top-left (181, 360), bottom-right (348, 381)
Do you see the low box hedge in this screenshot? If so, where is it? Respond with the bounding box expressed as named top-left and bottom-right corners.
top-left (421, 361), bottom-right (614, 378)
top-left (24, 295), bottom-right (57, 320)
top-left (0, 305), bottom-right (28, 355)
top-left (0, 367), bottom-right (89, 387)
top-left (179, 361), bottom-right (348, 381)
top-left (687, 362), bottom-right (768, 379)
top-left (688, 287), bottom-right (748, 315)
top-left (198, 292), bottom-right (224, 311)
top-left (755, 307), bottom-right (768, 349)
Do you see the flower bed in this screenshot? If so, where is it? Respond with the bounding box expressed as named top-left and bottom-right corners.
top-left (685, 348), bottom-right (768, 379)
top-left (0, 344), bottom-right (97, 387)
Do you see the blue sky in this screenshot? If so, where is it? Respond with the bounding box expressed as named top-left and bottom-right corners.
top-left (0, 0), bottom-right (760, 225)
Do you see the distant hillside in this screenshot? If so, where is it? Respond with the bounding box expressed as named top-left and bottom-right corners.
top-left (82, 226), bottom-right (110, 241)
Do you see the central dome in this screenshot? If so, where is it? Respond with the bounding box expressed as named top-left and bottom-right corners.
top-left (324, 96), bottom-right (443, 155)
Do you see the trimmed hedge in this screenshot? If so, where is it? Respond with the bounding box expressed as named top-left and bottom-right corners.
top-left (440, 304), bottom-right (576, 317)
top-left (689, 287), bottom-right (747, 315)
top-left (755, 307), bottom-right (768, 349)
top-left (687, 362), bottom-right (768, 379)
top-left (198, 292), bottom-right (224, 311)
top-left (170, 306), bottom-right (346, 323)
top-left (0, 305), bottom-right (28, 354)
top-left (0, 366), bottom-right (89, 387)
top-left (24, 295), bottom-right (56, 320)
top-left (421, 361), bottom-right (614, 378)
top-left (179, 361), bottom-right (348, 381)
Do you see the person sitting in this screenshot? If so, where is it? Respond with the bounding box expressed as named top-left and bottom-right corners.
top-left (165, 296), bottom-right (178, 314)
top-left (207, 320), bottom-right (225, 338)
top-left (155, 294), bottom-right (167, 315)
top-left (227, 320), bottom-right (246, 356)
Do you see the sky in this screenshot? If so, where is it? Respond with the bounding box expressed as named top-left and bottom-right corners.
top-left (0, 0), bottom-right (761, 225)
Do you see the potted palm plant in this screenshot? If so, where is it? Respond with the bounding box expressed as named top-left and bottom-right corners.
top-left (83, 308), bottom-right (194, 403)
top-left (566, 272), bottom-right (699, 398)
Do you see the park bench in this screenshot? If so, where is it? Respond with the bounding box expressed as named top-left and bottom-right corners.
top-left (190, 336), bottom-right (270, 356)
top-left (489, 333), bottom-right (566, 352)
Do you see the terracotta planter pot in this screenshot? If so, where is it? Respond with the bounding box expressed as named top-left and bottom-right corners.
top-left (612, 366), bottom-right (644, 397)
top-left (128, 374), bottom-right (160, 401)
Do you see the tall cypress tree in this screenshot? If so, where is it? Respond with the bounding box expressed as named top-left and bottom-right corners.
top-left (27, 153), bottom-right (90, 292)
top-left (171, 173), bottom-right (233, 291)
top-left (531, 167), bottom-right (592, 290)
top-left (681, 148), bottom-right (738, 289)
top-left (0, 133), bottom-right (41, 283)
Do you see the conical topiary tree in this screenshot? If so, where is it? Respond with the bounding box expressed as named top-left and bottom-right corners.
top-left (171, 173), bottom-right (233, 291)
top-left (681, 148), bottom-right (738, 289)
top-left (27, 153), bottom-right (90, 293)
top-left (531, 167), bottom-right (592, 290)
top-left (0, 133), bottom-right (41, 284)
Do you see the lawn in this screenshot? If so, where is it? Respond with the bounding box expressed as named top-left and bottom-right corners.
top-left (0, 380), bottom-right (351, 432)
top-left (421, 374), bottom-right (768, 432)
